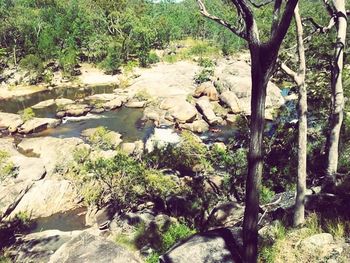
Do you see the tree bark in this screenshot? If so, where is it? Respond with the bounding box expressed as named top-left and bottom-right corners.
top-left (293, 4), bottom-right (307, 227)
top-left (243, 44), bottom-right (271, 262)
top-left (326, 0), bottom-right (347, 177)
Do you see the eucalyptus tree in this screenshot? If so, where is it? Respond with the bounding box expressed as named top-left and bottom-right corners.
top-left (196, 0), bottom-right (299, 262)
top-left (279, 3), bottom-right (307, 227)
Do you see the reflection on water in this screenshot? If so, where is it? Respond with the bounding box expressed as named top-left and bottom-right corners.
top-left (29, 207), bottom-right (88, 233)
top-left (34, 107), bottom-right (154, 142)
top-left (0, 85), bottom-right (115, 115)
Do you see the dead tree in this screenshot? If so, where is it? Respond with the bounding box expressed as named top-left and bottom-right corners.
top-left (196, 0), bottom-right (299, 262)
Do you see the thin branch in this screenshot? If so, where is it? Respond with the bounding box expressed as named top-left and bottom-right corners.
top-left (271, 0), bottom-right (282, 35)
top-left (269, 0), bottom-right (299, 51)
top-left (279, 60), bottom-right (297, 80)
top-left (303, 17), bottom-right (336, 34)
top-left (196, 0), bottom-right (247, 40)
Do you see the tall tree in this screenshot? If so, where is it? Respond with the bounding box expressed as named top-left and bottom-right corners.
top-left (325, 0), bottom-right (347, 178)
top-left (196, 0), bottom-right (299, 262)
top-left (279, 3), bottom-right (307, 226)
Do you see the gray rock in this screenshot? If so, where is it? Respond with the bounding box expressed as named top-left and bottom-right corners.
top-left (9, 179), bottom-right (79, 219)
top-left (17, 137), bottom-right (89, 176)
top-left (19, 117), bottom-right (61, 134)
top-left (194, 82), bottom-right (219, 101)
top-left (196, 96), bottom-right (221, 125)
top-left (125, 100), bottom-right (147, 108)
top-left (160, 228), bottom-right (243, 263)
top-left (219, 91), bottom-right (242, 114)
top-left (11, 229), bottom-right (82, 263)
top-left (103, 98), bottom-right (123, 110)
top-left (85, 93), bottom-right (118, 101)
top-left (49, 231), bottom-right (140, 263)
top-left (62, 104), bottom-right (91, 117)
top-left (0, 112), bottom-right (24, 132)
top-left (120, 142), bottom-right (136, 155)
top-left (160, 97), bottom-right (198, 123)
top-left (31, 99), bottom-right (56, 109)
top-left (180, 120), bottom-right (209, 133)
top-left (145, 128), bottom-right (180, 152)
top-left (301, 233), bottom-right (334, 250)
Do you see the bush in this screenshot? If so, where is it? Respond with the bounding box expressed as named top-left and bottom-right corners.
top-left (148, 52), bottom-right (160, 65)
top-left (194, 67), bottom-right (214, 84)
top-left (18, 108), bottom-right (35, 122)
top-left (100, 43), bottom-right (123, 74)
top-left (260, 185), bottom-right (275, 205)
top-left (59, 48), bottom-right (77, 76)
top-left (19, 54), bottom-right (44, 73)
top-left (161, 223), bottom-right (195, 252)
top-left (86, 127), bottom-right (117, 150)
top-left (0, 150), bottom-right (17, 181)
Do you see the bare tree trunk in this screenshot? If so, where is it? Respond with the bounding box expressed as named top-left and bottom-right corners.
top-left (326, 0), bottom-right (347, 177)
top-left (293, 4), bottom-right (307, 227)
top-left (243, 46), bottom-right (270, 262)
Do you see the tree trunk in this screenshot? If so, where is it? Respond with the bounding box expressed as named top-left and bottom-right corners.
top-left (326, 0), bottom-right (347, 177)
top-left (243, 46), bottom-right (270, 263)
top-left (293, 4), bottom-right (307, 227)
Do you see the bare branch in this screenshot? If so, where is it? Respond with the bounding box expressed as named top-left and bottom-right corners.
top-left (196, 0), bottom-right (247, 40)
top-left (279, 60), bottom-right (297, 80)
top-left (271, 0), bottom-right (282, 35)
top-left (247, 0), bottom-right (274, 8)
top-left (269, 0), bottom-right (299, 51)
top-left (303, 17), bottom-right (336, 34)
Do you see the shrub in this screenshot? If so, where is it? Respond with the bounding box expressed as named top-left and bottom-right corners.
top-left (19, 54), bottom-right (44, 73)
top-left (198, 58), bottom-right (215, 68)
top-left (100, 43), bottom-right (123, 74)
top-left (260, 185), bottom-right (275, 205)
top-left (134, 89), bottom-right (152, 101)
top-left (194, 67), bottom-right (214, 84)
top-left (0, 150), bottom-right (17, 181)
top-left (59, 48), bottom-right (77, 76)
top-left (148, 52), bottom-right (160, 65)
top-left (19, 108), bottom-right (35, 122)
top-left (86, 127), bottom-right (116, 150)
top-left (161, 223), bottom-right (195, 252)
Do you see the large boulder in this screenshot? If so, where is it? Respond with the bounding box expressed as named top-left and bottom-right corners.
top-left (160, 97), bottom-right (198, 123)
top-left (128, 61), bottom-right (199, 98)
top-left (160, 228), bottom-right (243, 263)
top-left (219, 91), bottom-right (242, 114)
top-left (10, 229), bottom-right (82, 263)
top-left (17, 137), bottom-right (89, 176)
top-left (103, 98), bottom-right (123, 110)
top-left (0, 112), bottom-right (24, 132)
top-left (57, 104), bottom-right (91, 117)
top-left (9, 179), bottom-right (79, 219)
top-left (85, 93), bottom-right (118, 102)
top-left (32, 99), bottom-right (75, 109)
top-left (194, 82), bottom-right (219, 101)
top-left (19, 117), bottom-right (61, 134)
top-left (215, 58), bottom-right (284, 112)
top-left (196, 97), bottom-right (221, 125)
top-left (49, 231), bottom-right (140, 263)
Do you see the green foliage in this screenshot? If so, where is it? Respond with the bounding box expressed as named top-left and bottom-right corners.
top-left (134, 89), bottom-right (152, 101)
top-left (59, 48), bottom-right (77, 76)
top-left (148, 52), bottom-right (160, 65)
top-left (86, 127), bottom-right (117, 150)
top-left (19, 54), bottom-right (43, 73)
top-left (19, 108), bottom-right (35, 122)
top-left (160, 223), bottom-right (195, 252)
top-left (145, 252), bottom-right (160, 263)
top-left (260, 185), bottom-right (275, 205)
top-left (100, 42), bottom-right (123, 74)
top-left (0, 150), bottom-right (17, 181)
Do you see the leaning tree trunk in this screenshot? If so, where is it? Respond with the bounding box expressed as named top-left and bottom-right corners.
top-left (326, 0), bottom-right (347, 177)
top-left (243, 44), bottom-right (272, 263)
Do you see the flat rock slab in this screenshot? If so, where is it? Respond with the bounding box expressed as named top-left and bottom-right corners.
top-left (19, 118), bottom-right (61, 134)
top-left (12, 229), bottom-right (82, 263)
top-left (49, 231), bottom-right (140, 263)
top-left (0, 112), bottom-right (24, 132)
top-left (32, 99), bottom-right (56, 109)
top-left (9, 179), bottom-right (79, 219)
top-left (17, 137), bottom-right (89, 176)
top-left (129, 61), bottom-right (199, 98)
top-left (85, 93), bottom-right (118, 101)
